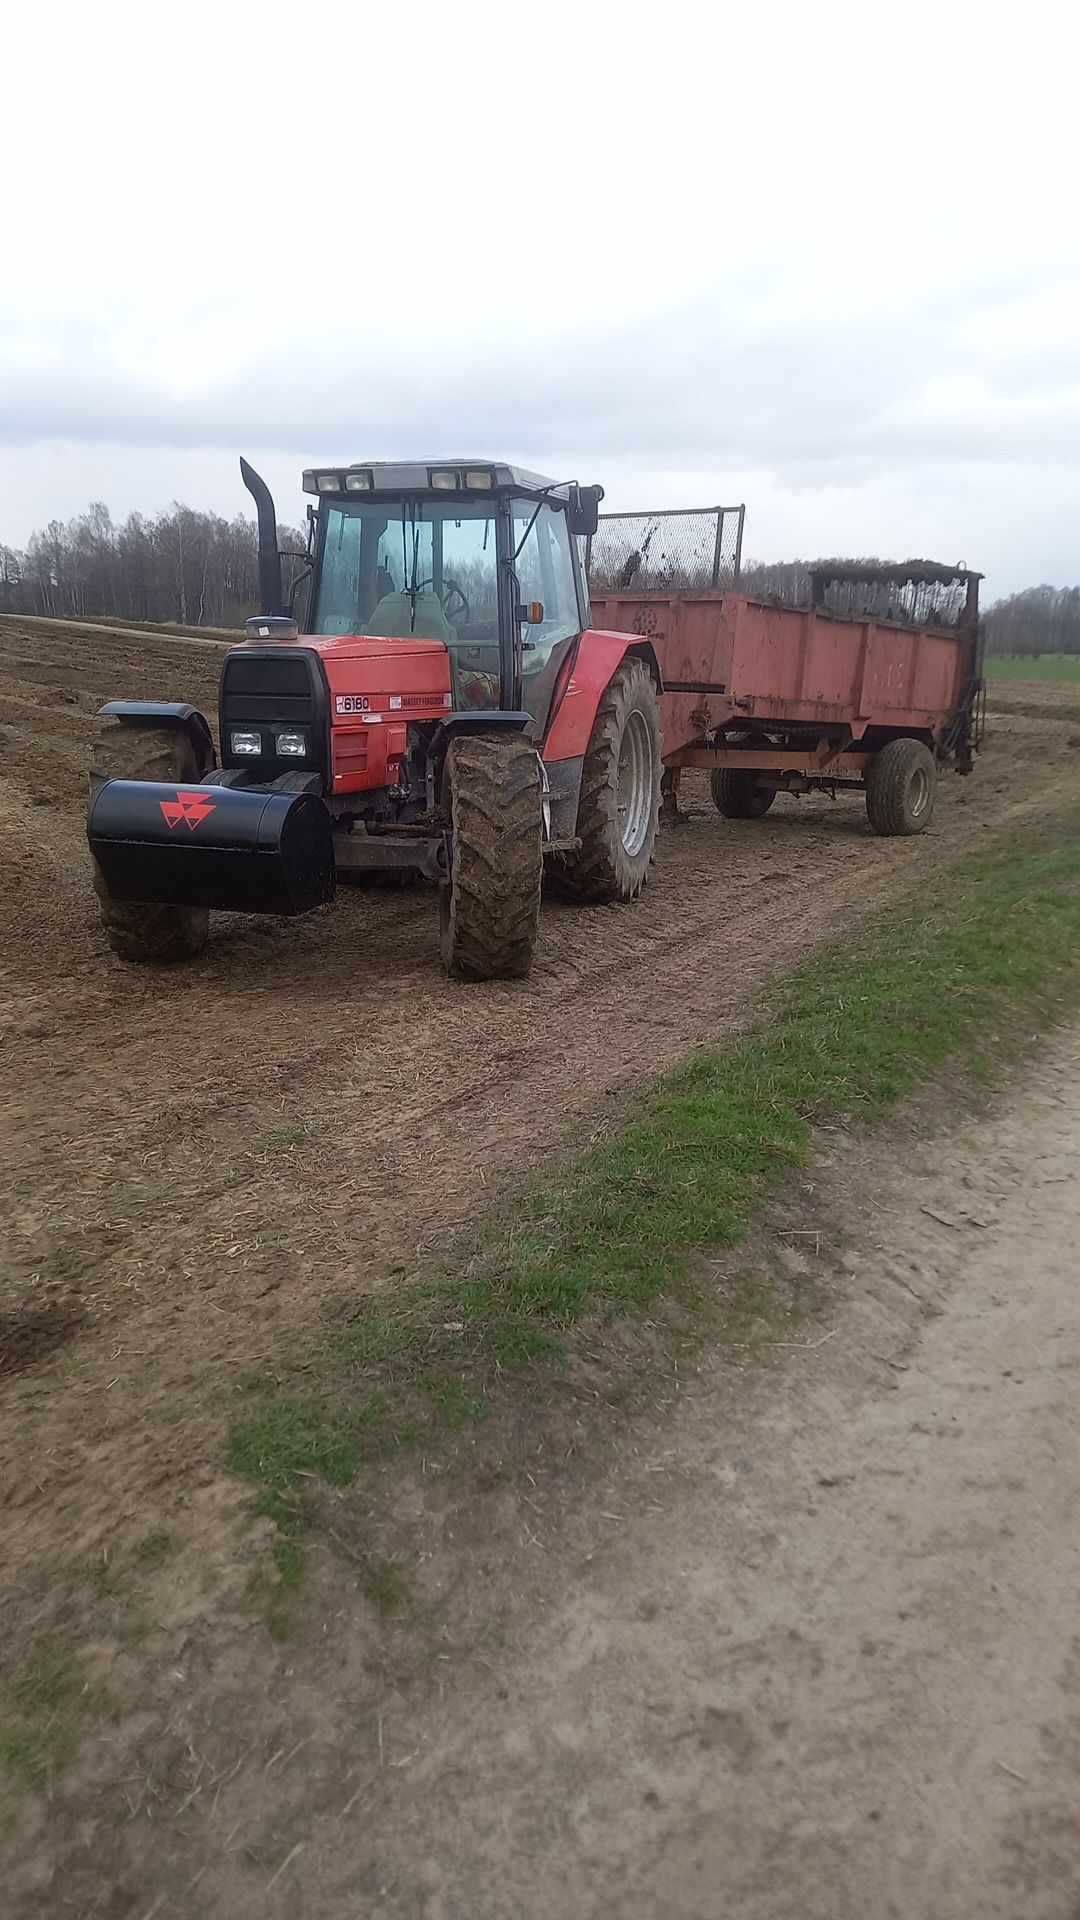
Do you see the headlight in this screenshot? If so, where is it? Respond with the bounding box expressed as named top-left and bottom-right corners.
top-left (275, 731), bottom-right (307, 757)
top-left (230, 730), bottom-right (262, 755)
top-left (315, 473), bottom-right (340, 493)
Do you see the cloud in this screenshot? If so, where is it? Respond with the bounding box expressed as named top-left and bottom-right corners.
top-left (2, 0), bottom-right (1079, 597)
top-left (4, 276), bottom-right (1079, 484)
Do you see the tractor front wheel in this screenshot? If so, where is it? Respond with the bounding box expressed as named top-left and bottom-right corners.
top-left (549, 658), bottom-right (661, 902)
top-left (439, 733), bottom-right (542, 980)
top-left (89, 716), bottom-right (212, 962)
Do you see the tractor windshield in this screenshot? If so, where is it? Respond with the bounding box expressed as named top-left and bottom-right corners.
top-left (313, 500), bottom-right (499, 648)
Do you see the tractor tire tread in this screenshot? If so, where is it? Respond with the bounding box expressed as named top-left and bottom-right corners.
top-left (441, 733), bottom-right (542, 980)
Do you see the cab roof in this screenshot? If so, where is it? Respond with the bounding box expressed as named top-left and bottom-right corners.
top-left (302, 459), bottom-right (564, 499)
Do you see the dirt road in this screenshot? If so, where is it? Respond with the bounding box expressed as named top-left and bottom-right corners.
top-left (0, 619), bottom-right (1076, 1576)
top-left (309, 1027), bottom-right (1077, 1920)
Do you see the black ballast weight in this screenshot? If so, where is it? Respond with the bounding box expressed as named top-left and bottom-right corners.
top-left (88, 780), bottom-right (335, 917)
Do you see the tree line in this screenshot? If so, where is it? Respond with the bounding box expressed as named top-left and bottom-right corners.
top-left (977, 584), bottom-right (1080, 657)
top-left (1, 500), bottom-right (1075, 655)
top-left (0, 502), bottom-right (306, 631)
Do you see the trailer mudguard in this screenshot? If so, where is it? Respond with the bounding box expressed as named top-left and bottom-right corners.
top-left (87, 780), bottom-right (334, 916)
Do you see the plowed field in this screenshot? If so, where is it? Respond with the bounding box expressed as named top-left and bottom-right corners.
top-left (0, 614), bottom-right (1074, 1569)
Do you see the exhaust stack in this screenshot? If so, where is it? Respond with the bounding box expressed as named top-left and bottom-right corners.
top-left (240, 456), bottom-right (285, 616)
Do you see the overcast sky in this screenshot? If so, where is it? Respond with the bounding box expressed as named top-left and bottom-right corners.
top-left (2, 0), bottom-right (1077, 600)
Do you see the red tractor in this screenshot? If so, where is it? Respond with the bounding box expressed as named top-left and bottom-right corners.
top-left (88, 458), bottom-right (664, 979)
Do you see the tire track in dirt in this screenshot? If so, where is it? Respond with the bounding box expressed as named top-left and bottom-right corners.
top-left (0, 625), bottom-right (1077, 1566)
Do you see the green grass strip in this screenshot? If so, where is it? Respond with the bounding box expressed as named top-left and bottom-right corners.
top-left (985, 653), bottom-right (1080, 683)
top-left (229, 806), bottom-right (1080, 1606)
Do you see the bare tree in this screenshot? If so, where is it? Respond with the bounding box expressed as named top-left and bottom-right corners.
top-left (0, 502), bottom-right (307, 629)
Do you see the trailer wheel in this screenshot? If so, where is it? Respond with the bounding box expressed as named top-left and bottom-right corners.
top-left (710, 769), bottom-right (777, 819)
top-left (439, 733), bottom-right (542, 980)
top-left (89, 717), bottom-right (212, 962)
top-left (549, 657), bottom-right (661, 902)
top-left (865, 738), bottom-right (937, 836)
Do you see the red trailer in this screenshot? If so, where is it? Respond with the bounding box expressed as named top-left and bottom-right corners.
top-left (590, 561), bottom-right (984, 834)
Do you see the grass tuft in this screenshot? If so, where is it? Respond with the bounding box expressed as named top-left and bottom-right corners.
top-left (257, 1125), bottom-right (310, 1152)
top-left (0, 1639), bottom-right (114, 1792)
top-left (363, 1557), bottom-right (405, 1618)
top-left (132, 1526), bottom-right (176, 1571)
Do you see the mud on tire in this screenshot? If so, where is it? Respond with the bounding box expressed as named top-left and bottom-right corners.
top-left (89, 717), bottom-right (212, 962)
top-left (549, 657), bottom-right (661, 903)
top-left (439, 732), bottom-right (542, 980)
top-left (864, 737), bottom-right (937, 837)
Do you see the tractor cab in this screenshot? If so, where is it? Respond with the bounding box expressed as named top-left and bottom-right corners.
top-left (295, 461), bottom-right (603, 731)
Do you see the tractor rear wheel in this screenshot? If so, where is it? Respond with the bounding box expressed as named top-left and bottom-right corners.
top-left (89, 717), bottom-right (212, 962)
top-left (439, 733), bottom-right (542, 980)
top-left (864, 738), bottom-right (937, 836)
top-left (549, 657), bottom-right (661, 902)
top-left (710, 769), bottom-right (777, 819)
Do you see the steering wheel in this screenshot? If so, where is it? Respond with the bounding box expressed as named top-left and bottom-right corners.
top-left (420, 576), bottom-right (470, 625)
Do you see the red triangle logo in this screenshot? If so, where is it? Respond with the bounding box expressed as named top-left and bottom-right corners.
top-left (160, 790), bottom-right (216, 832)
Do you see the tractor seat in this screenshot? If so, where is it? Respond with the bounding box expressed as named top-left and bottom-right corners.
top-left (365, 591), bottom-right (454, 644)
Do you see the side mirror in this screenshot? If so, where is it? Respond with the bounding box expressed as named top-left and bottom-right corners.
top-left (567, 484), bottom-right (604, 538)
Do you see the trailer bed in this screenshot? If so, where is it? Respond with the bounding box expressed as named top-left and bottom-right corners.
top-left (591, 566), bottom-right (983, 778)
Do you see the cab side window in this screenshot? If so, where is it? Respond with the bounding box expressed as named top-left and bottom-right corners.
top-left (512, 501), bottom-right (580, 672)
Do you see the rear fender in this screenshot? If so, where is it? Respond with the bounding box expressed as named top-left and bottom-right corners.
top-left (97, 701), bottom-right (216, 774)
top-left (542, 630), bottom-right (657, 764)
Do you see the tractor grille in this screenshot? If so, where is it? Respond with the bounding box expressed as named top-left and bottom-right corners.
top-left (222, 654), bottom-right (315, 726)
top-left (220, 647), bottom-right (326, 777)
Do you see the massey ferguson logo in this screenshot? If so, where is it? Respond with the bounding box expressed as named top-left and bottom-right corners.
top-left (160, 790), bottom-right (217, 831)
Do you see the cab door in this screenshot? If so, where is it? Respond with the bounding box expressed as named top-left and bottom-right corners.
top-left (510, 498), bottom-right (583, 738)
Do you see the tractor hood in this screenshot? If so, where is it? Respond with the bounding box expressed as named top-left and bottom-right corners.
top-left (292, 632), bottom-right (451, 667)
top-left (226, 634), bottom-right (455, 729)
top-left (236, 630), bottom-right (449, 664)
top-left (296, 634), bottom-right (454, 713)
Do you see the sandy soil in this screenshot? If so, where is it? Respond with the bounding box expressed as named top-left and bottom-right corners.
top-left (330, 1027), bottom-right (1080, 1920)
top-left (0, 619), bottom-right (1076, 1577)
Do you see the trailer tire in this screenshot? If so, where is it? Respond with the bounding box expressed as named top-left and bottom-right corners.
top-left (439, 733), bottom-right (542, 980)
top-left (89, 717), bottom-right (211, 962)
top-left (549, 658), bottom-right (661, 903)
top-left (865, 738), bottom-right (937, 836)
top-left (710, 769), bottom-right (777, 819)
